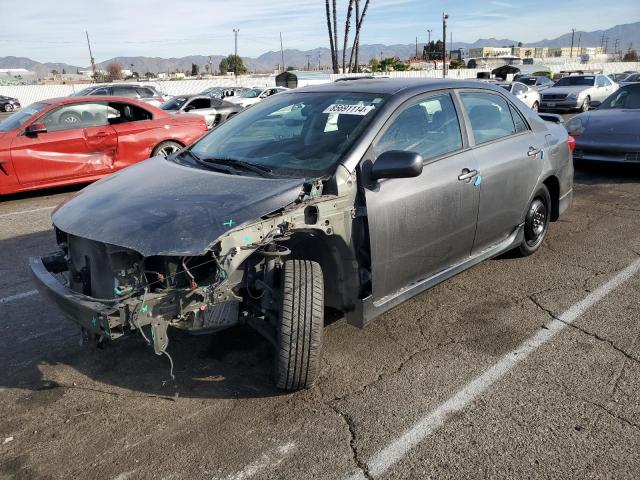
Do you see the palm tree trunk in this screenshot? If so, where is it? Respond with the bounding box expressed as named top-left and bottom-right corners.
top-left (342, 0), bottom-right (355, 73)
top-left (332, 0), bottom-right (339, 72)
top-left (347, 0), bottom-right (359, 72)
top-left (325, 0), bottom-right (336, 72)
top-left (355, 0), bottom-right (370, 72)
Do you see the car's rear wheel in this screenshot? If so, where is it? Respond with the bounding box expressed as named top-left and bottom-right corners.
top-left (275, 259), bottom-right (324, 391)
top-left (580, 96), bottom-right (590, 112)
top-left (518, 185), bottom-right (551, 256)
top-left (4, 103), bottom-right (14, 112)
top-left (531, 101), bottom-right (539, 112)
top-left (152, 141), bottom-right (182, 157)
top-left (59, 111), bottom-right (81, 124)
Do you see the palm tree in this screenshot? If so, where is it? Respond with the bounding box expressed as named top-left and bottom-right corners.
top-left (342, 0), bottom-right (355, 72)
top-left (325, 0), bottom-right (337, 72)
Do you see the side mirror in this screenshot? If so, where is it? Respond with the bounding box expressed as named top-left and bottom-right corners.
top-left (371, 150), bottom-right (423, 180)
top-left (26, 123), bottom-right (47, 135)
top-left (589, 100), bottom-right (601, 110)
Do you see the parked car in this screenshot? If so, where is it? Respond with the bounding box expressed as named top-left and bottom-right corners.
top-left (199, 86), bottom-right (250, 99)
top-left (0, 95), bottom-right (21, 112)
top-left (497, 81), bottom-right (541, 111)
top-left (30, 79), bottom-right (573, 390)
top-left (565, 83), bottom-right (640, 163)
top-left (619, 73), bottom-right (640, 86)
top-left (160, 94), bottom-right (243, 128)
top-left (224, 87), bottom-right (288, 108)
top-left (72, 84), bottom-right (167, 107)
top-left (0, 96), bottom-right (207, 195)
top-left (515, 75), bottom-right (555, 91)
top-left (539, 74), bottom-right (618, 112)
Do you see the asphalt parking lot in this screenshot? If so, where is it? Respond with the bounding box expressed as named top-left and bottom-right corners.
top-left (1, 159), bottom-right (639, 480)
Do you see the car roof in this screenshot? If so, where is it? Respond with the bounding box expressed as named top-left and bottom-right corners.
top-left (38, 96), bottom-right (160, 107)
top-left (291, 78), bottom-right (507, 96)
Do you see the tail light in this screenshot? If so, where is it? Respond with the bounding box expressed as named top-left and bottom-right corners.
top-left (567, 135), bottom-right (576, 153)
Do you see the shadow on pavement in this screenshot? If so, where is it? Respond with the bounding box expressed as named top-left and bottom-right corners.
top-left (574, 160), bottom-right (640, 184)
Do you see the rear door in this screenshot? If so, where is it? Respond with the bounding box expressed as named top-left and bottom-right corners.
top-left (458, 91), bottom-right (544, 254)
top-left (10, 101), bottom-right (116, 184)
top-left (364, 91), bottom-right (480, 300)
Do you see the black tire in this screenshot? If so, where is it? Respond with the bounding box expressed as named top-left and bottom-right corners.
top-left (4, 103), bottom-right (14, 112)
top-left (152, 141), bottom-right (182, 157)
top-left (518, 185), bottom-right (551, 257)
top-left (275, 259), bottom-right (324, 391)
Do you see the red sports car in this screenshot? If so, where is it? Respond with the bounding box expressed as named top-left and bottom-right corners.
top-left (0, 96), bottom-right (208, 195)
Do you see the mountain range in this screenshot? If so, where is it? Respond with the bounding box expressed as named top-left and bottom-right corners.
top-left (2, 22), bottom-right (638, 76)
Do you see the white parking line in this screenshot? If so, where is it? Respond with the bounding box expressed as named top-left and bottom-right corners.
top-left (223, 442), bottom-right (296, 480)
top-left (0, 206), bottom-right (55, 219)
top-left (0, 290), bottom-right (38, 304)
top-left (347, 258), bottom-right (640, 480)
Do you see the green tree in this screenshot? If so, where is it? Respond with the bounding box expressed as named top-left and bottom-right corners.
top-left (144, 72), bottom-right (156, 79)
top-left (219, 54), bottom-right (247, 75)
top-left (368, 57), bottom-right (380, 72)
top-left (191, 63), bottom-right (199, 76)
top-left (449, 59), bottom-right (465, 69)
top-left (623, 49), bottom-right (638, 62)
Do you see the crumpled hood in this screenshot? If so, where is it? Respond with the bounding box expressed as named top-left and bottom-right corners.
top-left (52, 156), bottom-right (306, 256)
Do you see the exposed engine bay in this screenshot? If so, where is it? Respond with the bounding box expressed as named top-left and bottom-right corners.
top-left (33, 166), bottom-right (365, 373)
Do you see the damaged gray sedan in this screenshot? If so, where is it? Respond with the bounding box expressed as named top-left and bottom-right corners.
top-left (30, 79), bottom-right (574, 390)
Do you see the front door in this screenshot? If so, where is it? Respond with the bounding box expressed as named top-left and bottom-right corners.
top-left (11, 102), bottom-right (116, 184)
top-left (364, 92), bottom-right (480, 301)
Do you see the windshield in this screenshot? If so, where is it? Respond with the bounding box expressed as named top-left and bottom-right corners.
top-left (599, 85), bottom-right (640, 109)
top-left (239, 89), bottom-right (263, 99)
top-left (554, 76), bottom-right (595, 87)
top-left (0, 102), bottom-right (49, 132)
top-left (161, 97), bottom-right (188, 111)
top-left (71, 87), bottom-right (96, 96)
top-left (519, 77), bottom-right (537, 86)
top-left (183, 91), bottom-right (387, 177)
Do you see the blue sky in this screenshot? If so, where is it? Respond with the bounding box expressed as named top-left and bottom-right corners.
top-left (1, 0), bottom-right (638, 65)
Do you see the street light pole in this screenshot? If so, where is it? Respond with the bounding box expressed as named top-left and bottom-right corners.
top-left (570, 28), bottom-right (576, 58)
top-left (442, 13), bottom-right (448, 78)
top-left (427, 29), bottom-right (432, 59)
top-left (233, 28), bottom-right (239, 78)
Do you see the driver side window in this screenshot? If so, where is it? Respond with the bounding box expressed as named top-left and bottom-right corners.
top-left (41, 103), bottom-right (109, 132)
top-left (374, 93), bottom-right (463, 162)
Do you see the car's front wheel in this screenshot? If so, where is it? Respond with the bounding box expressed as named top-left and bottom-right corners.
top-left (4, 103), bottom-right (14, 112)
top-left (275, 259), bottom-right (324, 391)
top-left (580, 96), bottom-right (590, 112)
top-left (531, 101), bottom-right (539, 112)
top-left (152, 141), bottom-right (182, 157)
top-left (518, 185), bottom-right (551, 256)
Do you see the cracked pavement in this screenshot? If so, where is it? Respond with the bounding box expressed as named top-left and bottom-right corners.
top-left (1, 162), bottom-right (640, 479)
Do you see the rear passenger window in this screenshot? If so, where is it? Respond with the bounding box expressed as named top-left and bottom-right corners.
top-left (136, 87), bottom-right (155, 98)
top-left (460, 92), bottom-right (516, 144)
top-left (374, 93), bottom-right (463, 161)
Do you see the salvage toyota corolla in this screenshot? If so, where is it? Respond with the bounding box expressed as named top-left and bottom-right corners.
top-left (30, 79), bottom-right (574, 390)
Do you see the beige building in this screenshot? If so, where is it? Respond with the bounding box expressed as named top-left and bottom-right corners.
top-left (468, 47), bottom-right (512, 58)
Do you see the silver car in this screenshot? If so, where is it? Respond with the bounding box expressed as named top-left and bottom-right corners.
top-left (540, 74), bottom-right (618, 112)
top-left (31, 79), bottom-right (574, 391)
top-left (72, 84), bottom-right (167, 107)
top-left (497, 81), bottom-right (541, 111)
top-left (160, 94), bottom-right (243, 128)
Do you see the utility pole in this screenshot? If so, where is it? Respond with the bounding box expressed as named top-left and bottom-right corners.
top-left (603, 36), bottom-right (609, 54)
top-left (306, 54), bottom-right (311, 71)
top-left (85, 30), bottom-right (96, 80)
top-left (613, 38), bottom-right (619, 59)
top-left (416, 36), bottom-right (418, 59)
top-left (280, 32), bottom-right (285, 73)
top-left (577, 32), bottom-right (582, 56)
top-left (427, 29), bottom-right (432, 60)
top-left (442, 12), bottom-right (448, 78)
top-left (233, 28), bottom-right (239, 78)
top-left (570, 28), bottom-right (576, 58)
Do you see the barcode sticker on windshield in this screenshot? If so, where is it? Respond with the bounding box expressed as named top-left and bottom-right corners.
top-left (323, 104), bottom-right (375, 115)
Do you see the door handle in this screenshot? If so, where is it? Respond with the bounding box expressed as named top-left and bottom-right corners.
top-left (458, 169), bottom-right (478, 181)
top-left (527, 146), bottom-right (542, 157)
